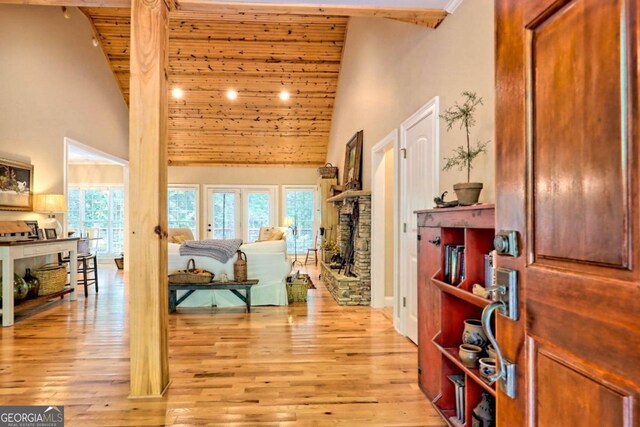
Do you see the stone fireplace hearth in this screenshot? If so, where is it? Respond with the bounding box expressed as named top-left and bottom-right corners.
top-left (320, 190), bottom-right (371, 305)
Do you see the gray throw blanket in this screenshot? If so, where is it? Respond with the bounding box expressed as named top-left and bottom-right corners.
top-left (179, 239), bottom-right (243, 263)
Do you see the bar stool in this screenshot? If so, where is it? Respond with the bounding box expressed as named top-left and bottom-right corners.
top-left (58, 237), bottom-right (99, 298)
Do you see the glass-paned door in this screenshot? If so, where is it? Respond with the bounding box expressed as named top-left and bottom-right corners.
top-left (206, 186), bottom-right (277, 242)
top-left (245, 191), bottom-right (273, 243)
top-left (207, 189), bottom-right (240, 239)
top-left (284, 188), bottom-right (317, 254)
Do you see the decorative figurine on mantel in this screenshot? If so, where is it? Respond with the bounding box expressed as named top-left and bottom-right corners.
top-left (434, 191), bottom-right (459, 208)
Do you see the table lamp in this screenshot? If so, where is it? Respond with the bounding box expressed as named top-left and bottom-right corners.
top-left (34, 194), bottom-right (66, 238)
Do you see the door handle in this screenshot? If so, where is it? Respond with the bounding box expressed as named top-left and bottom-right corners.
top-left (481, 301), bottom-right (516, 398)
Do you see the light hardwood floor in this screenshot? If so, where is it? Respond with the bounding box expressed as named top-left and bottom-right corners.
top-left (0, 263), bottom-right (445, 426)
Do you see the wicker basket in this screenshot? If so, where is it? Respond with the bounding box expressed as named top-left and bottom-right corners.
top-left (33, 263), bottom-right (67, 296)
top-left (168, 259), bottom-right (213, 284)
top-left (317, 162), bottom-right (338, 179)
top-left (286, 275), bottom-right (309, 303)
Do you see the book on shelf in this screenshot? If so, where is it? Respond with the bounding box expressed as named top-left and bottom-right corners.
top-left (444, 244), bottom-right (465, 285)
top-left (448, 374), bottom-right (465, 424)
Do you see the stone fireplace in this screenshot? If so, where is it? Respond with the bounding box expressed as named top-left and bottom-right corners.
top-left (320, 191), bottom-right (371, 305)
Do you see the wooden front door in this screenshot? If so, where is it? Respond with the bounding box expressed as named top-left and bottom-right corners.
top-left (496, 0), bottom-right (640, 425)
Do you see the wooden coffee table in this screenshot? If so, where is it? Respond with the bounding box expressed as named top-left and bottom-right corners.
top-left (168, 280), bottom-right (259, 313)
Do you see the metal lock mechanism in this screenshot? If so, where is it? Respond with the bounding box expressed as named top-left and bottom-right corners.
top-left (493, 230), bottom-right (519, 257)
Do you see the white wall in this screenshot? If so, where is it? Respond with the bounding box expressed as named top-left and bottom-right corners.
top-left (326, 0), bottom-right (495, 202)
top-left (169, 166), bottom-right (318, 186)
top-left (0, 5), bottom-right (129, 222)
top-left (68, 164), bottom-right (125, 185)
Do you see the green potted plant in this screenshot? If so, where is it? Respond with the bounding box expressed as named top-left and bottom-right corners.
top-left (441, 91), bottom-right (490, 205)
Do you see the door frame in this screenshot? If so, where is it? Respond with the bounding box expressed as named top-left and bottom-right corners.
top-left (398, 97), bottom-right (440, 339)
top-left (370, 129), bottom-right (399, 321)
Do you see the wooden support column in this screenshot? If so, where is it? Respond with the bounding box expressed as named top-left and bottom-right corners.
top-left (128, 0), bottom-right (169, 398)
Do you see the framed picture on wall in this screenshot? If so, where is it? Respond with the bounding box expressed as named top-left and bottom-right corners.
top-left (0, 158), bottom-right (33, 211)
top-left (342, 130), bottom-right (364, 191)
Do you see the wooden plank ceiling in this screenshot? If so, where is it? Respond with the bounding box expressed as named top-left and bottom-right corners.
top-left (82, 8), bottom-right (345, 166)
top-left (82, 7), bottom-right (445, 167)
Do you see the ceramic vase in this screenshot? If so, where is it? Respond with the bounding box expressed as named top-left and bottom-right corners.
top-left (486, 344), bottom-right (497, 360)
top-left (463, 319), bottom-right (488, 348)
top-left (472, 392), bottom-right (495, 427)
top-left (478, 358), bottom-right (497, 381)
top-left (458, 343), bottom-right (483, 368)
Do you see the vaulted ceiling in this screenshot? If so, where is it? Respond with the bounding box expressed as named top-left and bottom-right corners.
top-left (82, 5), bottom-right (447, 167)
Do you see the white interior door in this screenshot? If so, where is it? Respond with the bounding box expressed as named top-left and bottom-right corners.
top-left (399, 98), bottom-right (439, 344)
top-left (207, 188), bottom-right (241, 239)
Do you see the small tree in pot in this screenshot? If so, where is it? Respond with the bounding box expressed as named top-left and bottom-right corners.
top-left (441, 91), bottom-right (490, 205)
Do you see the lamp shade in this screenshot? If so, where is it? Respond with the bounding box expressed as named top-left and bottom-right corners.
top-left (284, 217), bottom-right (294, 227)
top-left (34, 194), bottom-right (66, 213)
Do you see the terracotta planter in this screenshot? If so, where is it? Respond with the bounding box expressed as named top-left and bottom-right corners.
top-left (454, 182), bottom-right (483, 205)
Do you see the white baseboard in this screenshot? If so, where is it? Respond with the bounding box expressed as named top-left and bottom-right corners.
top-left (384, 296), bottom-right (394, 308)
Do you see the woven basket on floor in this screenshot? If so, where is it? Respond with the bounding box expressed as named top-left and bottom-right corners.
top-left (33, 263), bottom-right (67, 296)
top-left (286, 275), bottom-right (309, 303)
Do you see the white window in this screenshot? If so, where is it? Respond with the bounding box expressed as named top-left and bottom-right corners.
top-left (67, 186), bottom-right (124, 257)
top-left (168, 185), bottom-right (199, 239)
top-left (283, 186), bottom-right (318, 254)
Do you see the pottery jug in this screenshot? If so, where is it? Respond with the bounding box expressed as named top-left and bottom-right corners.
top-left (233, 250), bottom-right (248, 282)
top-left (478, 358), bottom-right (497, 380)
top-left (472, 392), bottom-right (495, 427)
top-left (463, 319), bottom-right (488, 348)
top-left (23, 268), bottom-right (40, 299)
top-left (458, 343), bottom-right (483, 368)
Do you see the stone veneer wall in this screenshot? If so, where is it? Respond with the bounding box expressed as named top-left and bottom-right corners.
top-left (324, 195), bottom-right (371, 305)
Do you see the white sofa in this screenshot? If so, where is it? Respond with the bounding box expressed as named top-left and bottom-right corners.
top-left (167, 228), bottom-right (291, 307)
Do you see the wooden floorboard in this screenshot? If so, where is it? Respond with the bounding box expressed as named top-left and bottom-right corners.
top-left (0, 263), bottom-right (444, 426)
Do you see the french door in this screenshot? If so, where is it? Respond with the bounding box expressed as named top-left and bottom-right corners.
top-left (206, 186), bottom-right (276, 242)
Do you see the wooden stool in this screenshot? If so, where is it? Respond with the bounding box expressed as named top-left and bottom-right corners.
top-left (58, 252), bottom-right (99, 298)
top-left (304, 232), bottom-right (319, 266)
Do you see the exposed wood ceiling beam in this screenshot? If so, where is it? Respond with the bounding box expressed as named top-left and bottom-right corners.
top-left (173, 1), bottom-right (448, 28)
top-left (0, 0), bottom-right (448, 28)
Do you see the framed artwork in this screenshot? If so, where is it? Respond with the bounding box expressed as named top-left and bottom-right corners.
top-left (44, 228), bottom-right (57, 240)
top-left (24, 220), bottom-right (39, 239)
top-left (342, 130), bottom-right (364, 191)
top-left (0, 158), bottom-right (33, 211)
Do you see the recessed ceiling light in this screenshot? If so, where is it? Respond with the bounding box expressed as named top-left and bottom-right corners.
top-left (226, 89), bottom-right (238, 101)
top-left (92, 37), bottom-right (99, 47)
top-left (172, 87), bottom-right (184, 99)
top-left (279, 90), bottom-right (290, 101)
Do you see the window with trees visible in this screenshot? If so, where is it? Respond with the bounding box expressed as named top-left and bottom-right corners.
top-left (284, 187), bottom-right (317, 254)
top-left (168, 185), bottom-right (199, 238)
top-left (67, 186), bottom-right (124, 256)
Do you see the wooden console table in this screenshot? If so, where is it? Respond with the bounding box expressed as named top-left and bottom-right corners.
top-left (168, 280), bottom-right (259, 313)
top-left (0, 237), bottom-right (79, 327)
